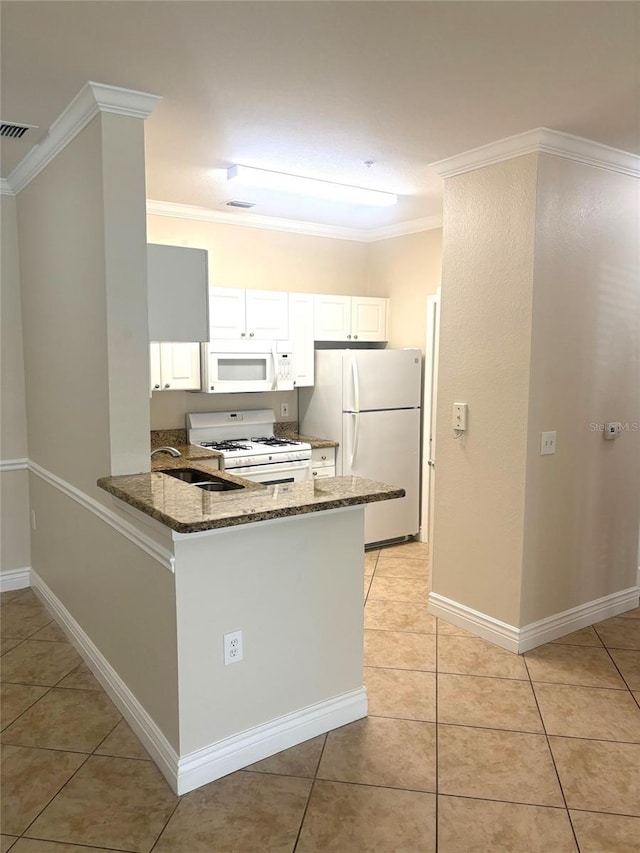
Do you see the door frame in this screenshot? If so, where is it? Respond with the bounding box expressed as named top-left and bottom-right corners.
top-left (419, 289), bottom-right (440, 543)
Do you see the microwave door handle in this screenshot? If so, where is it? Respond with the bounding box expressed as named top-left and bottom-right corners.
top-left (271, 347), bottom-right (278, 390)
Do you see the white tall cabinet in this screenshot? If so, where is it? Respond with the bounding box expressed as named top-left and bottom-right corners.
top-left (288, 292), bottom-right (314, 387)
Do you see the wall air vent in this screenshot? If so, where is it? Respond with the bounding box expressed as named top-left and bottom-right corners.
top-left (0, 122), bottom-right (37, 139)
top-left (226, 200), bottom-right (256, 209)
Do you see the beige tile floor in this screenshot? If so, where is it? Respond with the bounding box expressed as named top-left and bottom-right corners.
top-left (1, 541), bottom-right (639, 851)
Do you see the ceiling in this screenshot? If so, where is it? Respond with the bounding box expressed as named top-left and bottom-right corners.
top-left (1, 1), bottom-right (638, 234)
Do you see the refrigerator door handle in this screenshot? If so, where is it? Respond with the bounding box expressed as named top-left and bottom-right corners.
top-left (351, 355), bottom-right (360, 413)
top-left (350, 412), bottom-right (359, 468)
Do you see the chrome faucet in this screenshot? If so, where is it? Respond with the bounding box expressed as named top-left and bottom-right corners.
top-left (150, 446), bottom-right (181, 459)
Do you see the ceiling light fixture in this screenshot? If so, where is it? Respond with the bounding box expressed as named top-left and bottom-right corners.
top-left (227, 164), bottom-right (398, 207)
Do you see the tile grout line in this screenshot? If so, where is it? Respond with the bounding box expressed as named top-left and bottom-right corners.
top-left (522, 654), bottom-right (582, 852)
top-left (291, 734), bottom-right (330, 850)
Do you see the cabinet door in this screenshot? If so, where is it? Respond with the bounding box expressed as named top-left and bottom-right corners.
top-left (246, 290), bottom-right (289, 340)
top-left (150, 342), bottom-right (162, 392)
top-left (351, 297), bottom-right (388, 342)
top-left (313, 294), bottom-right (352, 341)
top-left (148, 244), bottom-right (209, 342)
top-left (159, 342), bottom-right (201, 390)
top-left (209, 288), bottom-right (247, 339)
top-left (288, 292), bottom-right (314, 387)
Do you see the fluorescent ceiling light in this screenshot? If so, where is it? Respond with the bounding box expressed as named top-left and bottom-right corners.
top-left (227, 164), bottom-right (398, 207)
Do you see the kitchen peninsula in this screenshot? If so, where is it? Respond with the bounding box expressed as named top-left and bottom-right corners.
top-left (97, 466), bottom-right (404, 795)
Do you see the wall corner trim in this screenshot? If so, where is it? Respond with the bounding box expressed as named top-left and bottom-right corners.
top-left (429, 127), bottom-right (640, 180)
top-left (0, 457), bottom-right (29, 472)
top-left (429, 585), bottom-right (640, 654)
top-left (7, 81), bottom-right (162, 195)
top-left (0, 178), bottom-right (15, 197)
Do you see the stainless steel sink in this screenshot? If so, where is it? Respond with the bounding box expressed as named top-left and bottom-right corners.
top-left (159, 468), bottom-right (245, 491)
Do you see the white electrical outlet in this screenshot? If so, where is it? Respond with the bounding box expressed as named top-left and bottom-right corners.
top-left (541, 430), bottom-right (557, 455)
top-left (280, 402), bottom-right (289, 418)
top-left (223, 630), bottom-right (243, 665)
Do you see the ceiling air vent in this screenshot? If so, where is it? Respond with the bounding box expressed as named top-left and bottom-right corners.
top-left (226, 200), bottom-right (255, 209)
top-left (0, 122), bottom-right (36, 139)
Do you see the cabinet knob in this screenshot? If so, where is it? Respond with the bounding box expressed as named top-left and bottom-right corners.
top-left (249, 332), bottom-right (254, 337)
top-left (312, 470), bottom-right (317, 476)
top-left (154, 384), bottom-right (160, 389)
top-left (354, 335), bottom-right (358, 340)
top-left (164, 384), bottom-right (170, 389)
top-left (321, 454), bottom-right (327, 460)
top-left (241, 332), bottom-right (246, 337)
top-left (347, 334), bottom-right (352, 339)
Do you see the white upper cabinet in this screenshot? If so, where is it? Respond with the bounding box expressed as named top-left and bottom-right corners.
top-left (288, 292), bottom-right (314, 387)
top-left (313, 294), bottom-right (388, 342)
top-left (148, 244), bottom-right (209, 342)
top-left (150, 342), bottom-right (201, 392)
top-left (209, 288), bottom-right (289, 340)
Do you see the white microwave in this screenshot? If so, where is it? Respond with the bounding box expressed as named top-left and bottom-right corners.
top-left (201, 340), bottom-right (294, 393)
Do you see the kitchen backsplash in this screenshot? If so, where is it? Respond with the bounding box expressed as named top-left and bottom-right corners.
top-left (150, 389), bottom-right (298, 431)
top-left (151, 421), bottom-right (300, 448)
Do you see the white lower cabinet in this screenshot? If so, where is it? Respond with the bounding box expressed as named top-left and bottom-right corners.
top-left (311, 446), bottom-right (336, 479)
top-left (150, 342), bottom-right (201, 392)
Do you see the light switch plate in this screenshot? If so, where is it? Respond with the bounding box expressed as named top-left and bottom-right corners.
top-left (541, 431), bottom-right (557, 455)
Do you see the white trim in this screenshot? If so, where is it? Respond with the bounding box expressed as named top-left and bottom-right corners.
top-left (429, 585), bottom-right (640, 654)
top-left (30, 569), bottom-right (366, 795)
top-left (7, 81), bottom-right (161, 195)
top-left (518, 585), bottom-right (640, 653)
top-left (147, 199), bottom-right (442, 243)
top-left (30, 569), bottom-right (180, 790)
top-left (0, 179), bottom-right (15, 197)
top-left (0, 457), bottom-right (29, 472)
top-left (177, 688), bottom-right (367, 795)
top-left (429, 127), bottom-right (640, 180)
top-left (28, 460), bottom-right (175, 573)
top-left (0, 568), bottom-right (31, 593)
top-left (429, 592), bottom-right (520, 653)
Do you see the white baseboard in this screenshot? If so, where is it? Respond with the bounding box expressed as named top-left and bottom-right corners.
top-left (177, 687), bottom-right (367, 795)
top-left (517, 585), bottom-right (640, 653)
top-left (429, 593), bottom-right (520, 652)
top-left (429, 584), bottom-right (640, 655)
top-left (30, 569), bottom-right (367, 795)
top-left (1, 567), bottom-right (31, 593)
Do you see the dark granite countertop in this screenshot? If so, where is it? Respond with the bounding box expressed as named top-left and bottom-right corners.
top-left (98, 466), bottom-right (404, 534)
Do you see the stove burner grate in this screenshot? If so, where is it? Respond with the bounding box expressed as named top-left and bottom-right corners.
top-left (251, 436), bottom-right (301, 447)
top-left (199, 441), bottom-right (252, 451)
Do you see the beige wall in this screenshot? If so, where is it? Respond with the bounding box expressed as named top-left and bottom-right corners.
top-left (18, 113), bottom-right (150, 495)
top-left (1, 194), bottom-right (31, 576)
top-left (147, 215), bottom-right (369, 294)
top-left (521, 155), bottom-right (640, 623)
top-left (432, 149), bottom-right (639, 632)
top-left (432, 155), bottom-right (538, 626)
top-left (367, 229), bottom-right (442, 349)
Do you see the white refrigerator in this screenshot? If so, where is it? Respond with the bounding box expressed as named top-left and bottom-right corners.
top-left (299, 348), bottom-right (422, 546)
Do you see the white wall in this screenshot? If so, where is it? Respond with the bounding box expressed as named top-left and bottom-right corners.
top-left (0, 194), bottom-right (31, 579)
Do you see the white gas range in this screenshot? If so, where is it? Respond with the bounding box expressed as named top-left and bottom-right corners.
top-left (186, 409), bottom-right (312, 485)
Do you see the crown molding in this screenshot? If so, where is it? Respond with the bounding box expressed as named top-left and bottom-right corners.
top-left (0, 179), bottom-right (15, 197)
top-left (7, 82), bottom-right (162, 195)
top-left (429, 127), bottom-right (640, 180)
top-left (147, 200), bottom-right (442, 243)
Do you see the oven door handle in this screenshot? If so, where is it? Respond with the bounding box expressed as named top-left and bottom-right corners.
top-left (350, 412), bottom-right (359, 469)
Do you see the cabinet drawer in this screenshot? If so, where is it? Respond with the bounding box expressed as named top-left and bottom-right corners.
top-left (311, 447), bottom-right (336, 468)
top-left (312, 467), bottom-right (335, 479)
